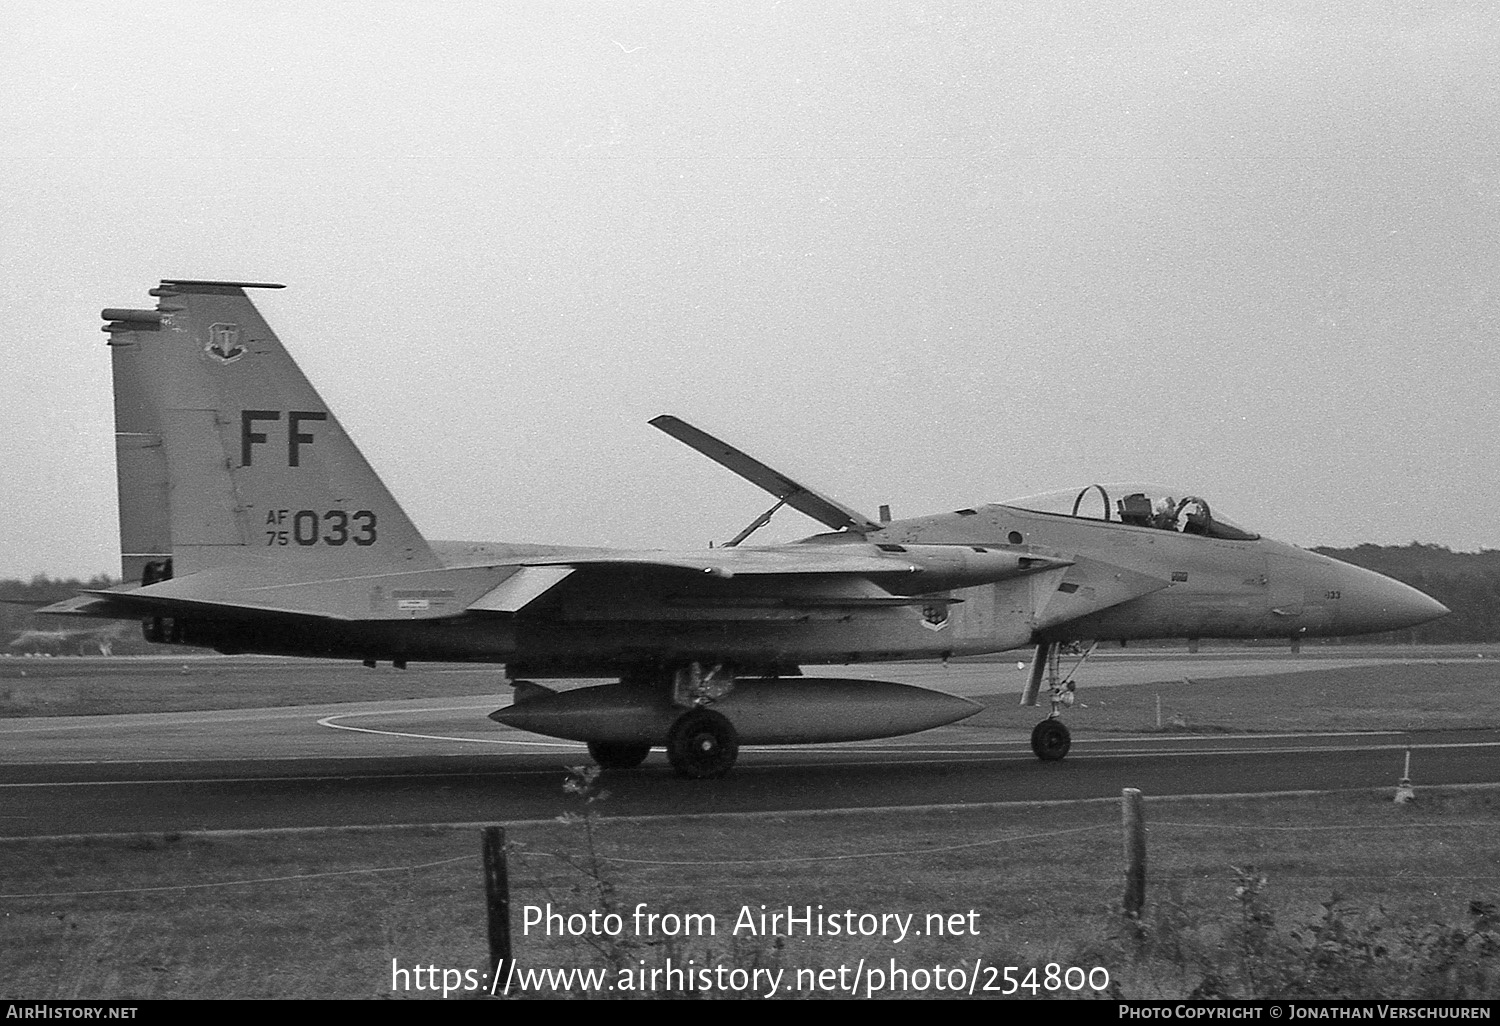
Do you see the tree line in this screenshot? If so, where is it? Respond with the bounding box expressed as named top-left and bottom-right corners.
top-left (1311, 543), bottom-right (1500, 644)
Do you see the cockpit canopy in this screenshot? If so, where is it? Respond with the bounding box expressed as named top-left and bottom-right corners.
top-left (999, 483), bottom-right (1260, 541)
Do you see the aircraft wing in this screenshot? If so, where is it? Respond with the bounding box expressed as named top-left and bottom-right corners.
top-left (650, 415), bottom-right (883, 533)
top-left (40, 546), bottom-right (1072, 623)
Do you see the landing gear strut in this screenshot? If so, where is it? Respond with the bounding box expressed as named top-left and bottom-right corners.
top-left (660, 661), bottom-right (741, 779)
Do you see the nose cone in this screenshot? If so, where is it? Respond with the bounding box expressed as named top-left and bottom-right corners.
top-left (1331, 560), bottom-right (1450, 634)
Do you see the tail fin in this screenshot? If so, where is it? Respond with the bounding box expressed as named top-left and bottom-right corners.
top-left (104, 280), bottom-right (438, 581)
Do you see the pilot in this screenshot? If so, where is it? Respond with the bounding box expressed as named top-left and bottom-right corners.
top-left (1152, 497), bottom-right (1178, 531)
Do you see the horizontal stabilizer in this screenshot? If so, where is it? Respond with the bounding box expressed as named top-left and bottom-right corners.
top-left (35, 594), bottom-right (138, 620)
top-left (72, 582), bottom-right (354, 622)
top-left (65, 564), bottom-right (533, 623)
top-left (650, 415), bottom-right (882, 533)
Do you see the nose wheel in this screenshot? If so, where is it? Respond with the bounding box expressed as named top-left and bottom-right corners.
top-left (1030, 718), bottom-right (1071, 761)
top-left (666, 708), bottom-right (739, 779)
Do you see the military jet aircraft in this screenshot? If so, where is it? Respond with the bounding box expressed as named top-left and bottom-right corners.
top-left (42, 280), bottom-right (1450, 777)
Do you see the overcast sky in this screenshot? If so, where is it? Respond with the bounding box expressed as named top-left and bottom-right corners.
top-left (3, 1), bottom-right (1498, 580)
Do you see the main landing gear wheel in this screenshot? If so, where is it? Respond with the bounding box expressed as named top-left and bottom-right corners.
top-left (666, 708), bottom-right (739, 779)
top-left (587, 741), bottom-right (652, 770)
top-left (1031, 719), bottom-right (1071, 762)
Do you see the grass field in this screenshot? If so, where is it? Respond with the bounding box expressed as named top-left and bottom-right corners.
top-left (967, 661), bottom-right (1500, 734)
top-left (1, 786), bottom-right (1496, 1000)
top-left (0, 658), bottom-right (507, 718)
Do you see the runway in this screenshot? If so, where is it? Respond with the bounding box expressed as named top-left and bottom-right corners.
top-left (2, 652), bottom-right (1498, 838)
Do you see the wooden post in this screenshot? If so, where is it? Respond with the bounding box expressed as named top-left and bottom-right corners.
top-left (1122, 788), bottom-right (1146, 917)
top-left (482, 826), bottom-right (514, 994)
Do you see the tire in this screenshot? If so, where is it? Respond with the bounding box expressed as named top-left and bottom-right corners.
top-left (587, 741), bottom-right (651, 770)
top-left (665, 708), bottom-right (739, 779)
top-left (1031, 718), bottom-right (1071, 762)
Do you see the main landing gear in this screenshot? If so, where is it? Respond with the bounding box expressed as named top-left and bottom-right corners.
top-left (663, 663), bottom-right (739, 779)
top-left (1021, 641), bottom-right (1095, 762)
top-left (582, 662), bottom-right (742, 779)
top-left (665, 707), bottom-right (739, 779)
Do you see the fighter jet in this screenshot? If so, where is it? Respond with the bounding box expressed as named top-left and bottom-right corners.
top-left (41, 281), bottom-right (1450, 777)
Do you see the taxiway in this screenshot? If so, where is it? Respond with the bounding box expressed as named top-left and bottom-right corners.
top-left (2, 651), bottom-right (1497, 838)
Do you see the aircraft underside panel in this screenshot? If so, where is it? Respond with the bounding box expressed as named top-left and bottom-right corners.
top-left (525, 570), bottom-right (1052, 661)
top-left (157, 610), bottom-right (1022, 670)
top-left (508, 613), bottom-right (1029, 670)
top-left (152, 567), bottom-right (1064, 669)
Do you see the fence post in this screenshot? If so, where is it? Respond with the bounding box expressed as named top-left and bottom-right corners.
top-left (1122, 788), bottom-right (1146, 917)
top-left (482, 826), bottom-right (514, 994)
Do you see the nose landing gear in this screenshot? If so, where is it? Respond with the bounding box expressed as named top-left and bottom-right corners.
top-left (1021, 641), bottom-right (1093, 762)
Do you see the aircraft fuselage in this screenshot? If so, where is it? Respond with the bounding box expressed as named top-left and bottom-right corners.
top-left (181, 504), bottom-right (1442, 675)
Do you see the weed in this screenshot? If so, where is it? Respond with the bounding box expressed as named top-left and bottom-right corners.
top-left (518, 765), bottom-right (788, 998)
top-left (1097, 866), bottom-right (1500, 999)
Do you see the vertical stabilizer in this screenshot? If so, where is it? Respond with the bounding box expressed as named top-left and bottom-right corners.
top-left (103, 281), bottom-right (438, 579)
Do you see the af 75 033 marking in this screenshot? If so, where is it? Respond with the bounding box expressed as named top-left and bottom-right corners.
top-left (263, 509), bottom-right (378, 547)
